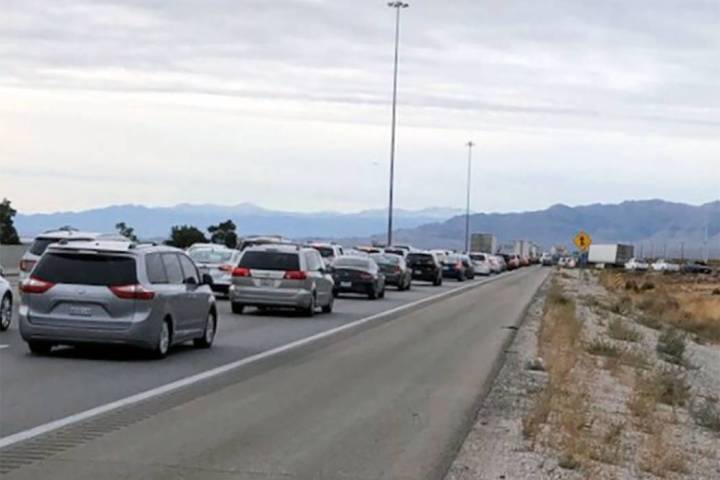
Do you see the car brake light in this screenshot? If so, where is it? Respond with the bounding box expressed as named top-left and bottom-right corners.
top-left (284, 270), bottom-right (307, 280)
top-left (20, 277), bottom-right (55, 294)
top-left (455, 262), bottom-right (463, 269)
top-left (232, 267), bottom-right (251, 277)
top-left (218, 264), bottom-right (233, 273)
top-left (109, 284), bottom-right (155, 300)
top-left (20, 259), bottom-right (36, 272)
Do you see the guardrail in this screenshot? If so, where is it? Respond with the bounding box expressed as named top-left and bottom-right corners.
top-left (0, 244), bottom-right (29, 275)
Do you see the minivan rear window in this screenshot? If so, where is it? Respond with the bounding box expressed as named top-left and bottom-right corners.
top-left (32, 253), bottom-right (137, 286)
top-left (239, 251), bottom-right (300, 271)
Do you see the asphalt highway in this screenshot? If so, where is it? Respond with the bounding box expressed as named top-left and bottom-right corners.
top-left (1, 267), bottom-right (549, 479)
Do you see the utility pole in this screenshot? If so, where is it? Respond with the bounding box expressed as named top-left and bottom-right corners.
top-left (681, 241), bottom-right (685, 262)
top-left (385, 1), bottom-right (409, 247)
top-left (465, 141), bottom-right (474, 253)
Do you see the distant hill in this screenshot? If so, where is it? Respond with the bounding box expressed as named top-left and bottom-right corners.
top-left (342, 200), bottom-right (720, 258)
top-left (15, 203), bottom-right (464, 240)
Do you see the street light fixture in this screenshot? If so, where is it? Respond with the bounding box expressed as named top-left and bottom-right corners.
top-left (465, 141), bottom-right (474, 252)
top-left (386, 1), bottom-right (409, 247)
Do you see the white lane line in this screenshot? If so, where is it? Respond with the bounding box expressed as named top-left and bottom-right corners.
top-left (0, 345), bottom-right (9, 350)
top-left (0, 272), bottom-right (518, 450)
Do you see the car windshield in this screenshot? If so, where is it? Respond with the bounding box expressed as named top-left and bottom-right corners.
top-left (333, 257), bottom-right (371, 269)
top-left (32, 252), bottom-right (137, 286)
top-left (312, 246), bottom-right (335, 258)
top-left (188, 249), bottom-right (234, 264)
top-left (239, 251), bottom-right (300, 271)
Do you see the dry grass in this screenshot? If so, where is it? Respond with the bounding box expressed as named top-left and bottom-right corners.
top-left (602, 272), bottom-right (720, 344)
top-left (608, 318), bottom-right (643, 342)
top-left (638, 428), bottom-right (689, 477)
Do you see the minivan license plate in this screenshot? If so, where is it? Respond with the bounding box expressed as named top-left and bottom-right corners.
top-left (259, 279), bottom-right (275, 287)
top-left (69, 306), bottom-right (92, 317)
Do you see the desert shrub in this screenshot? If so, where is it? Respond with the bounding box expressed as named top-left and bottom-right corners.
top-left (653, 367), bottom-right (690, 407)
top-left (656, 329), bottom-right (686, 365)
top-left (690, 397), bottom-right (720, 432)
top-left (608, 318), bottom-right (642, 342)
top-left (586, 339), bottom-right (621, 357)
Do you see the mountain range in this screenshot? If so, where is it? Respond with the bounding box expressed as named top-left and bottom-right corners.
top-left (15, 200), bottom-right (720, 259)
top-left (349, 199), bottom-right (720, 258)
top-left (15, 203), bottom-right (464, 240)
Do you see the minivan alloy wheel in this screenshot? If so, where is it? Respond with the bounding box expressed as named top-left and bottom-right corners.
top-left (158, 321), bottom-right (170, 356)
top-left (0, 294), bottom-right (11, 331)
top-left (205, 315), bottom-right (215, 343)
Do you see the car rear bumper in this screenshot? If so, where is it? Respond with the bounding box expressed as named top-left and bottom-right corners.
top-left (411, 271), bottom-right (438, 282)
top-left (18, 306), bottom-right (159, 349)
top-left (229, 285), bottom-right (312, 308)
top-left (442, 269), bottom-right (464, 278)
top-left (334, 280), bottom-right (374, 295)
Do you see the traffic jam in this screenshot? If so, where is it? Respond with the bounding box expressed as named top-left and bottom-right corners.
top-left (3, 229), bottom-right (536, 359)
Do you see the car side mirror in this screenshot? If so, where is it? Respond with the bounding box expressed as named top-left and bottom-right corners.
top-left (202, 274), bottom-right (214, 285)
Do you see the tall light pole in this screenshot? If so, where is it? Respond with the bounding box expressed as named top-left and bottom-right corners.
top-left (386, 1), bottom-right (409, 247)
top-left (465, 141), bottom-right (474, 252)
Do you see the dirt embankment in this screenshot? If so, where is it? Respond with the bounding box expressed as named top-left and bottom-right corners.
top-left (446, 269), bottom-right (720, 480)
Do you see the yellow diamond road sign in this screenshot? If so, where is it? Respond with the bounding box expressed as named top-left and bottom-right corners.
top-left (574, 231), bottom-right (591, 251)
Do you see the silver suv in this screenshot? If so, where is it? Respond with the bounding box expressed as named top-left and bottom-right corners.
top-left (229, 244), bottom-right (334, 316)
top-left (19, 240), bottom-right (217, 358)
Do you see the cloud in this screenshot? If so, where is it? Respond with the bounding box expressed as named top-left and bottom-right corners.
top-left (1, 0), bottom-right (720, 214)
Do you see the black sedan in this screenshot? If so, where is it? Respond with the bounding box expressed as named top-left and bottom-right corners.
top-left (331, 256), bottom-right (386, 299)
top-left (371, 253), bottom-right (412, 291)
top-left (442, 254), bottom-right (474, 281)
top-left (406, 252), bottom-right (443, 286)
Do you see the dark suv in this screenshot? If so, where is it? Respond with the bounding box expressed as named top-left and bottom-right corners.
top-left (406, 251), bottom-right (443, 286)
top-left (19, 241), bottom-right (217, 358)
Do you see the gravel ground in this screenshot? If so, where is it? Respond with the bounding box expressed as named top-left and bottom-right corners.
top-left (445, 269), bottom-right (720, 480)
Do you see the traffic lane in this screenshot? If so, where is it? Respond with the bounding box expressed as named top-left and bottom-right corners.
top-left (3, 268), bottom-right (549, 480)
top-left (0, 274), bottom-right (500, 437)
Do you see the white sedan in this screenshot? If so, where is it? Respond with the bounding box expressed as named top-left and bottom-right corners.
top-left (625, 258), bottom-right (650, 271)
top-left (651, 259), bottom-right (680, 272)
top-left (0, 266), bottom-right (12, 331)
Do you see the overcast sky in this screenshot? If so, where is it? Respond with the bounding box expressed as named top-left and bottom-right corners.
top-left (2, 0), bottom-right (719, 214)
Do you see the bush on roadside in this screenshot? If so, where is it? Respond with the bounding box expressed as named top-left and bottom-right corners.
top-left (608, 318), bottom-right (642, 342)
top-left (690, 397), bottom-right (720, 432)
top-left (653, 367), bottom-right (690, 407)
top-left (586, 339), bottom-right (621, 358)
top-left (656, 329), bottom-right (687, 365)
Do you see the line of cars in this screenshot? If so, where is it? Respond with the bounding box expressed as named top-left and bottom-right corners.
top-left (8, 229), bottom-right (521, 359)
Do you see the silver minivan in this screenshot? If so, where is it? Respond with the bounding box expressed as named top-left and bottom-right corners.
top-left (229, 244), bottom-right (334, 316)
top-left (19, 241), bottom-right (217, 358)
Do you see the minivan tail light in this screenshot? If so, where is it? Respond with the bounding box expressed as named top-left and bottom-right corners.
top-left (20, 259), bottom-right (36, 272)
top-left (232, 267), bottom-right (251, 277)
top-left (109, 284), bottom-right (155, 300)
top-left (20, 277), bottom-right (55, 294)
top-left (284, 270), bottom-right (307, 280)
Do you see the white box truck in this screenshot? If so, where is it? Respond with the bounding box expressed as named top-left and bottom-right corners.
top-left (470, 233), bottom-right (496, 253)
top-left (588, 244), bottom-right (634, 266)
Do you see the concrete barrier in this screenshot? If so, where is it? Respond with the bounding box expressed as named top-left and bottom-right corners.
top-left (0, 244), bottom-right (29, 275)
